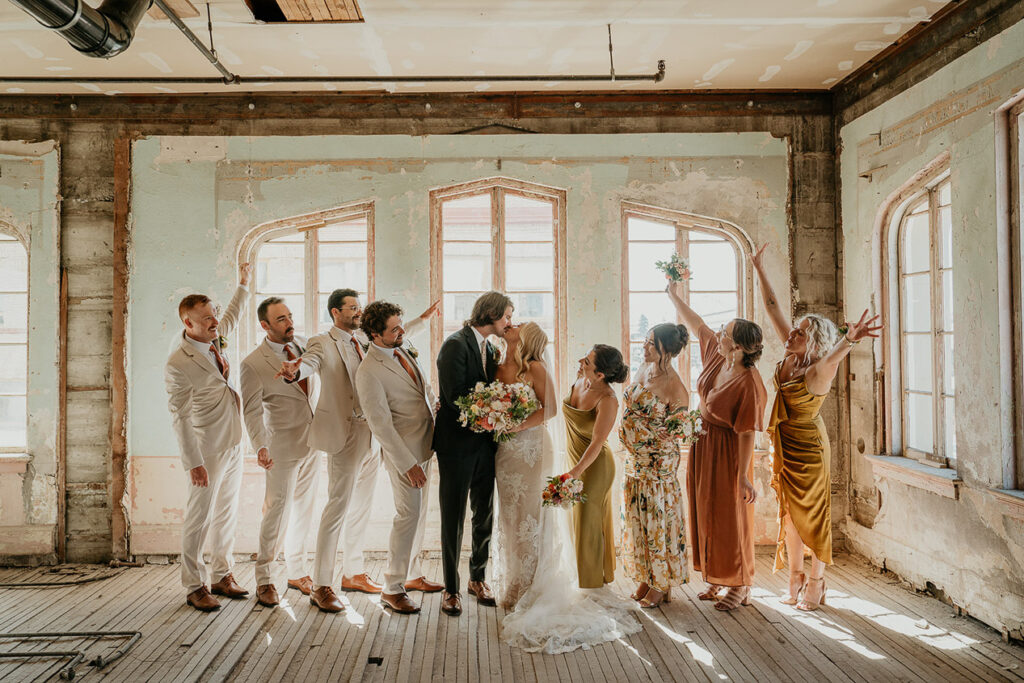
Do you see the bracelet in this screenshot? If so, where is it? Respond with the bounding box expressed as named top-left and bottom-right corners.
top-left (844, 335), bottom-right (859, 346)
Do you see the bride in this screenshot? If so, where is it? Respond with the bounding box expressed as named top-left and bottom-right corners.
top-left (492, 324), bottom-right (640, 654)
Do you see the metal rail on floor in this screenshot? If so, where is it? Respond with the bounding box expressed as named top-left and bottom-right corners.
top-left (0, 630), bottom-right (142, 679)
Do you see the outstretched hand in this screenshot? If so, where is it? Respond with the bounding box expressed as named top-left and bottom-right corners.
top-left (845, 309), bottom-right (882, 343)
top-left (751, 243), bottom-right (768, 271)
top-left (239, 262), bottom-right (252, 287)
top-left (665, 278), bottom-right (685, 300)
top-left (276, 359), bottom-right (300, 381)
top-left (419, 299), bottom-right (441, 320)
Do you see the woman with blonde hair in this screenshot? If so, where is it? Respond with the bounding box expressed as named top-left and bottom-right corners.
top-left (751, 244), bottom-right (880, 610)
top-left (492, 322), bottom-right (556, 608)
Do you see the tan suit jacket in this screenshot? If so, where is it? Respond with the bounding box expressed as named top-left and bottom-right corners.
top-left (356, 343), bottom-right (435, 474)
top-left (240, 337), bottom-right (320, 463)
top-left (164, 285), bottom-right (247, 471)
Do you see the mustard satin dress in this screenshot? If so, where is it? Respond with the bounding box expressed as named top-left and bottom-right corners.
top-left (564, 397), bottom-right (616, 589)
top-left (767, 362), bottom-right (833, 572)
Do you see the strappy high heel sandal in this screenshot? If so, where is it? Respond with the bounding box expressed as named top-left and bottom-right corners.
top-left (631, 582), bottom-right (650, 601)
top-left (639, 587), bottom-right (672, 609)
top-left (697, 584), bottom-right (724, 601)
top-left (781, 571), bottom-right (806, 605)
top-left (796, 577), bottom-right (826, 611)
top-left (714, 586), bottom-right (751, 612)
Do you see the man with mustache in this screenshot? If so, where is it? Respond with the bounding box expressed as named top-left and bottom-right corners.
top-left (240, 297), bottom-right (320, 607)
top-left (165, 263), bottom-right (252, 612)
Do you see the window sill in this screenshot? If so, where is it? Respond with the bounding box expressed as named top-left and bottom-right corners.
top-left (866, 454), bottom-right (961, 500)
top-left (0, 453), bottom-right (31, 474)
top-left (990, 489), bottom-right (1024, 520)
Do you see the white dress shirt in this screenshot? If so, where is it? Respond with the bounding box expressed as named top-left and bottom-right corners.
top-left (471, 326), bottom-right (488, 372)
top-left (184, 332), bottom-right (221, 371)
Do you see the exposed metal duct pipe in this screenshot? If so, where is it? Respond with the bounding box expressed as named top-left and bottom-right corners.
top-left (8, 0), bottom-right (152, 58)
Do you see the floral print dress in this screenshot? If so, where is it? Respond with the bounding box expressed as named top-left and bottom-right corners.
top-left (619, 381), bottom-right (690, 590)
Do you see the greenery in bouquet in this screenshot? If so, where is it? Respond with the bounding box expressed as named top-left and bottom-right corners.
top-left (664, 408), bottom-right (704, 445)
top-left (542, 474), bottom-right (587, 508)
top-left (655, 252), bottom-right (692, 282)
top-left (455, 380), bottom-right (540, 443)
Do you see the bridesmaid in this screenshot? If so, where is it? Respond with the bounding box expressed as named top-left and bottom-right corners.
top-left (562, 344), bottom-right (628, 588)
top-left (667, 280), bottom-right (767, 612)
top-left (619, 323), bottom-right (690, 608)
top-left (751, 244), bottom-right (881, 610)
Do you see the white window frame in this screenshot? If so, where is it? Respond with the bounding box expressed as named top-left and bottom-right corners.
top-left (0, 229), bottom-right (28, 453)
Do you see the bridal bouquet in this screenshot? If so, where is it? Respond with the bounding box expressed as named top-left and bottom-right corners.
top-left (664, 408), bottom-right (704, 444)
top-left (455, 381), bottom-right (540, 443)
top-left (542, 474), bottom-right (587, 508)
top-left (654, 252), bottom-right (692, 282)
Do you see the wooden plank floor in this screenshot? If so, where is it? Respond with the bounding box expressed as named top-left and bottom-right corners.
top-left (0, 553), bottom-right (1021, 682)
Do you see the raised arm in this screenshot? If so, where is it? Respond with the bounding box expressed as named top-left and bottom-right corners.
top-left (217, 262), bottom-right (251, 338)
top-left (666, 280), bottom-right (707, 333)
top-left (805, 309), bottom-right (882, 395)
top-left (566, 394), bottom-right (618, 479)
top-left (751, 243), bottom-right (793, 344)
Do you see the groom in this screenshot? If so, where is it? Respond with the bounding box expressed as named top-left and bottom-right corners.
top-left (432, 291), bottom-right (513, 616)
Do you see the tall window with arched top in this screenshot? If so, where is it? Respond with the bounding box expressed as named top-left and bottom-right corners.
top-left (240, 203), bottom-right (374, 348)
top-left (895, 176), bottom-right (956, 465)
top-left (0, 232), bottom-right (28, 450)
top-left (621, 202), bottom-right (752, 402)
top-left (430, 178), bottom-right (566, 377)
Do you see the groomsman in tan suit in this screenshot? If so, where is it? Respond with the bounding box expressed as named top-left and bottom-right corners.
top-left (240, 297), bottom-right (321, 607)
top-left (356, 301), bottom-right (444, 614)
top-left (279, 288), bottom-right (438, 613)
top-left (165, 263), bottom-right (252, 612)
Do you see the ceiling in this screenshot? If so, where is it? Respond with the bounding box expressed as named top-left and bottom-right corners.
top-left (0, 0), bottom-right (952, 95)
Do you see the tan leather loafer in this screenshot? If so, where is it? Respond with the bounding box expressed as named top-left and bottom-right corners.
top-left (186, 586), bottom-right (221, 612)
top-left (381, 592), bottom-right (421, 614)
top-left (210, 573), bottom-right (249, 599)
top-left (404, 576), bottom-right (444, 593)
top-left (341, 573), bottom-right (383, 594)
top-left (467, 580), bottom-right (496, 606)
top-left (440, 590), bottom-right (462, 616)
top-left (256, 584), bottom-right (280, 607)
top-left (310, 586), bottom-right (345, 613)
top-left (288, 576), bottom-right (313, 595)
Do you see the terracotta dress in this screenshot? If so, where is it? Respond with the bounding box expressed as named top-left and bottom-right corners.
top-left (619, 382), bottom-right (689, 591)
top-left (687, 324), bottom-right (767, 588)
top-left (564, 396), bottom-right (616, 589)
top-left (767, 363), bottom-right (833, 572)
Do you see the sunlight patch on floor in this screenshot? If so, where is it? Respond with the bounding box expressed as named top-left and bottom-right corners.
top-left (639, 612), bottom-right (729, 680)
top-left (826, 592), bottom-right (979, 651)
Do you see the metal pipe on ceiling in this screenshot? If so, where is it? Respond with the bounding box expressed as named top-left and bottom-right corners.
top-left (150, 0), bottom-right (237, 82)
top-left (8, 0), bottom-right (152, 58)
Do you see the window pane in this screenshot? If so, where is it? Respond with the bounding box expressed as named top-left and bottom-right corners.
top-left (943, 397), bottom-right (956, 462)
top-left (905, 392), bottom-right (934, 454)
top-left (505, 195), bottom-right (553, 242)
top-left (506, 243), bottom-right (553, 291)
top-left (942, 333), bottom-right (955, 395)
top-left (443, 242), bottom-right (491, 291)
top-left (628, 293), bottom-right (677, 342)
top-left (0, 345), bottom-right (26, 394)
top-left (628, 342), bottom-right (645, 377)
top-left (0, 395), bottom-right (26, 448)
top-left (0, 240), bottom-right (28, 292)
top-left (629, 242), bottom-right (675, 291)
top-left (902, 274), bottom-right (931, 333)
top-left (689, 242), bottom-right (738, 291)
top-left (628, 216), bottom-right (675, 241)
top-left (937, 181), bottom-right (951, 206)
top-left (941, 271), bottom-right (954, 332)
top-left (318, 243), bottom-right (368, 292)
top-left (901, 213), bottom-right (931, 273)
top-left (0, 294), bottom-right (28, 344)
top-left (318, 217), bottom-right (368, 241)
top-left (939, 205), bottom-right (952, 269)
top-left (257, 242), bottom-right (304, 293)
top-left (442, 292), bottom-right (484, 339)
top-left (903, 334), bottom-right (933, 393)
top-left (690, 292), bottom-right (738, 332)
top-left (442, 194), bottom-right (491, 241)
top-left (508, 292), bottom-right (554, 340)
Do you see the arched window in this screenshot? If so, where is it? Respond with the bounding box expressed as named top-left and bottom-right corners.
top-left (239, 202), bottom-right (374, 349)
top-left (0, 231), bottom-right (28, 450)
top-left (430, 178), bottom-right (566, 376)
top-left (621, 202), bottom-right (752, 402)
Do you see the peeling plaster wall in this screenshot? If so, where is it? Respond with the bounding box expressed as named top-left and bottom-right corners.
top-left (0, 141), bottom-right (61, 562)
top-left (840, 19), bottom-right (1024, 638)
top-left (128, 132), bottom-right (792, 556)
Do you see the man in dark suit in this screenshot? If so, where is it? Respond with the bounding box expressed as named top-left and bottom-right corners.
top-left (432, 291), bottom-right (513, 616)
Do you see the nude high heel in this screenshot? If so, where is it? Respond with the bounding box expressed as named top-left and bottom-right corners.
top-left (796, 577), bottom-right (826, 611)
top-left (714, 586), bottom-right (751, 611)
top-left (781, 571), bottom-right (806, 605)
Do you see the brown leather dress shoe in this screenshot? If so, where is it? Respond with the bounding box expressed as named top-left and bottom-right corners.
top-left (440, 591), bottom-right (462, 616)
top-left (186, 586), bottom-right (221, 612)
top-left (467, 580), bottom-right (496, 606)
top-left (310, 586), bottom-right (345, 613)
top-left (256, 584), bottom-right (280, 607)
top-left (288, 576), bottom-right (313, 595)
top-left (210, 573), bottom-right (249, 599)
top-left (404, 576), bottom-right (444, 593)
top-left (381, 592), bottom-right (421, 614)
top-left (341, 573), bottom-right (383, 594)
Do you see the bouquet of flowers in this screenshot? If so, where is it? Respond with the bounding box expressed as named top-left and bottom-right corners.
top-left (664, 408), bottom-right (704, 444)
top-left (655, 252), bottom-right (692, 282)
top-left (542, 474), bottom-right (586, 508)
top-left (455, 380), bottom-right (540, 443)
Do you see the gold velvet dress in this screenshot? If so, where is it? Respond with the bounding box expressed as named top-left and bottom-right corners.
top-left (767, 362), bottom-right (833, 572)
top-left (563, 396), bottom-right (616, 589)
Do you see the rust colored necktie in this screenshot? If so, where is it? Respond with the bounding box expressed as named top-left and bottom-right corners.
top-left (351, 337), bottom-right (365, 361)
top-left (285, 344), bottom-right (309, 395)
top-left (394, 349), bottom-right (421, 387)
top-left (209, 343), bottom-right (229, 380)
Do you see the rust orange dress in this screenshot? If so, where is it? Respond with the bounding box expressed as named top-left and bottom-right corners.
top-left (687, 324), bottom-right (767, 588)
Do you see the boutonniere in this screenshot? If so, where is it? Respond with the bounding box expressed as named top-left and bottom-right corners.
top-left (404, 343), bottom-right (419, 360)
top-left (217, 335), bottom-right (228, 351)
